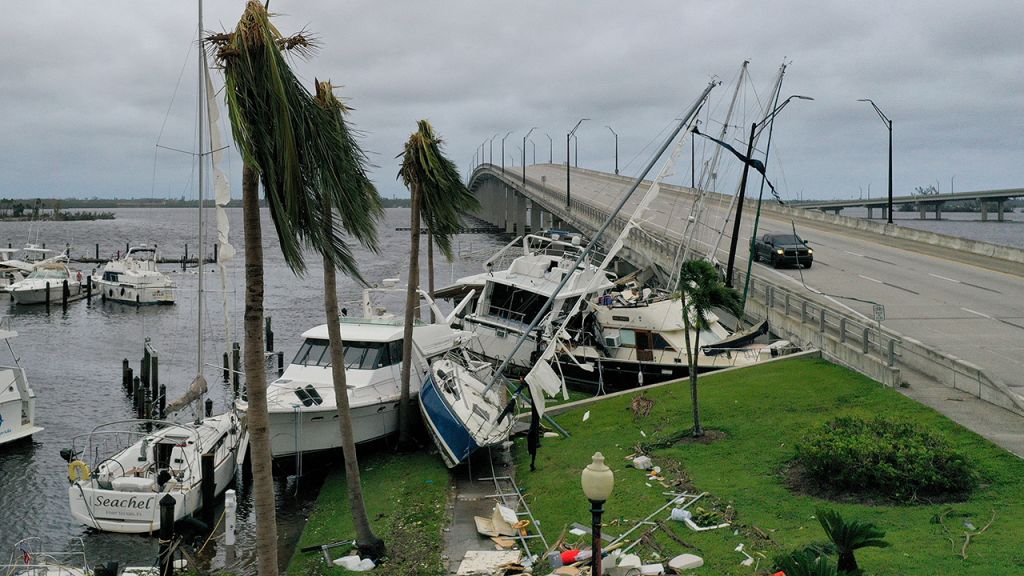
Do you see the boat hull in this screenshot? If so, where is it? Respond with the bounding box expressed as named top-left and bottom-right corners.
top-left (11, 282), bottom-right (82, 305)
top-left (267, 398), bottom-right (402, 458)
top-left (418, 376), bottom-right (480, 468)
top-left (95, 279), bottom-right (175, 305)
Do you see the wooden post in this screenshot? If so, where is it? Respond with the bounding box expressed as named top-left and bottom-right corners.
top-left (95, 244), bottom-right (99, 260)
top-left (201, 452), bottom-right (216, 527)
top-left (45, 281), bottom-right (50, 311)
top-left (151, 354), bottom-right (159, 405)
top-left (126, 368), bottom-right (135, 396)
top-left (141, 346), bottom-right (151, 392)
top-left (62, 279), bottom-right (69, 310)
top-left (133, 376), bottom-right (142, 409)
top-left (265, 317), bottom-right (273, 352)
top-left (158, 384), bottom-right (166, 419)
top-left (231, 342), bottom-right (240, 393)
top-left (122, 358), bottom-right (130, 390)
top-left (205, 398), bottom-right (213, 418)
top-left (277, 351), bottom-right (284, 376)
top-left (222, 351), bottom-right (230, 382)
top-left (213, 243), bottom-right (218, 263)
top-left (86, 275), bottom-right (92, 302)
top-left (158, 494), bottom-right (176, 576)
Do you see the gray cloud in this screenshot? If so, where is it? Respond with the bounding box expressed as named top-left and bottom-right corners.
top-left (1, 0), bottom-right (1021, 202)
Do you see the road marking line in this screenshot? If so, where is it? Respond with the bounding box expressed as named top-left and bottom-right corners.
top-left (845, 250), bottom-right (865, 257)
top-left (961, 307), bottom-right (992, 319)
top-left (858, 274), bottom-right (883, 284)
top-left (928, 273), bottom-right (960, 283)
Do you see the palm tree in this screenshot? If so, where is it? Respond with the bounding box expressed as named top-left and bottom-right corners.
top-left (396, 120), bottom-right (478, 446)
top-left (210, 1), bottom-right (384, 568)
top-left (676, 259), bottom-right (742, 437)
top-left (817, 508), bottom-right (890, 573)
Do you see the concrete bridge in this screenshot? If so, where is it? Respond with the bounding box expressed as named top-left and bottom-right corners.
top-left (467, 162), bottom-right (1024, 427)
top-left (796, 188), bottom-right (1024, 221)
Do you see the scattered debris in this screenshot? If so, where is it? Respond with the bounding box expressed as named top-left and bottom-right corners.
top-left (632, 455), bottom-right (653, 470)
top-left (667, 553), bottom-right (704, 571)
top-left (475, 504), bottom-right (519, 537)
top-left (582, 411), bottom-right (591, 422)
top-left (936, 508), bottom-right (996, 559)
top-left (332, 555), bottom-right (375, 571)
top-left (455, 550), bottom-right (523, 575)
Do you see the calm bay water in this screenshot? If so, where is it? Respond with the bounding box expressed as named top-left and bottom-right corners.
top-left (0, 207), bottom-right (504, 573)
top-left (840, 206), bottom-right (1024, 248)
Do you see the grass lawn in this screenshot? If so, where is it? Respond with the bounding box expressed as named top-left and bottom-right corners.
top-left (286, 450), bottom-right (450, 576)
top-left (515, 357), bottom-right (1024, 575)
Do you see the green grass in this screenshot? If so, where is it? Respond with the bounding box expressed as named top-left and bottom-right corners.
top-left (515, 357), bottom-right (1024, 575)
top-left (286, 450), bottom-right (450, 576)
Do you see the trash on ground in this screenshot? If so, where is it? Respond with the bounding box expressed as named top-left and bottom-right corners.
top-left (582, 411), bottom-right (591, 422)
top-left (455, 550), bottom-right (523, 575)
top-left (639, 563), bottom-right (664, 575)
top-left (667, 553), bottom-right (703, 571)
top-left (475, 503), bottom-right (520, 537)
top-left (632, 455), bottom-right (653, 470)
top-left (492, 536), bottom-right (517, 550)
top-left (332, 555), bottom-right (375, 571)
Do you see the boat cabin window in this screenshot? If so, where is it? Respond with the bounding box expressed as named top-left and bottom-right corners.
top-left (294, 338), bottom-right (402, 370)
top-left (103, 271), bottom-right (121, 282)
top-left (293, 339), bottom-right (331, 367)
top-left (617, 329), bottom-right (674, 350)
top-left (27, 269), bottom-right (67, 280)
top-left (487, 283), bottom-right (546, 325)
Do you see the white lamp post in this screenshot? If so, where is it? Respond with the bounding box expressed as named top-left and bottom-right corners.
top-left (581, 452), bottom-right (614, 575)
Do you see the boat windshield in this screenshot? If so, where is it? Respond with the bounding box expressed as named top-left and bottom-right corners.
top-left (292, 338), bottom-right (403, 370)
top-left (26, 269), bottom-right (66, 280)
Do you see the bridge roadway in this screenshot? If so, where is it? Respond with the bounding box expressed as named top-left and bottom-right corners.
top-left (796, 187), bottom-right (1024, 221)
top-left (468, 163), bottom-right (1024, 410)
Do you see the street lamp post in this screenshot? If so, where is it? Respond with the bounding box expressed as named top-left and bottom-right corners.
top-left (605, 126), bottom-right (618, 175)
top-left (566, 118), bottom-right (589, 209)
top-left (742, 94), bottom-right (813, 303)
top-left (581, 452), bottom-right (614, 576)
top-left (501, 130), bottom-right (513, 174)
top-left (522, 127), bottom-right (537, 192)
top-left (858, 98), bottom-right (893, 224)
top-left (545, 133), bottom-right (553, 163)
top-left (530, 140), bottom-right (536, 165)
top-left (489, 133), bottom-right (498, 165)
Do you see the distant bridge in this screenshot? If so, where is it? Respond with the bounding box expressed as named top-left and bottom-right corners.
top-left (796, 188), bottom-right (1024, 220)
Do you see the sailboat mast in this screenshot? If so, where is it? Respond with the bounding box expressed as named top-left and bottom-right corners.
top-left (196, 0), bottom-right (206, 379)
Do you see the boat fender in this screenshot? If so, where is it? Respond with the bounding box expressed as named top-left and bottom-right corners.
top-left (68, 460), bottom-right (91, 482)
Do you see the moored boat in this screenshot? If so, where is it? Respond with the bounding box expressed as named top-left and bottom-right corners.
top-left (93, 245), bottom-right (176, 305)
top-left (8, 260), bottom-right (82, 305)
top-left (0, 317), bottom-right (42, 447)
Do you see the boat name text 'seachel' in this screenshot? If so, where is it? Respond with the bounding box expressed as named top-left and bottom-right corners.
top-left (93, 495), bottom-right (156, 512)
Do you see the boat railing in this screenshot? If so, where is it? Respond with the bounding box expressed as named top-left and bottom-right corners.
top-left (483, 304), bottom-right (529, 327)
top-left (68, 419), bottom-right (205, 470)
top-left (4, 537), bottom-right (89, 575)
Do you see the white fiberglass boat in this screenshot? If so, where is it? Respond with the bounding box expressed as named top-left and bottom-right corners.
top-left (0, 317), bottom-right (42, 447)
top-left (419, 353), bottom-right (513, 468)
top-left (65, 411), bottom-right (247, 534)
top-left (263, 284), bottom-right (475, 458)
top-left (8, 260), bottom-right (82, 305)
top-left (93, 245), bottom-right (176, 305)
top-left (1, 538), bottom-right (91, 576)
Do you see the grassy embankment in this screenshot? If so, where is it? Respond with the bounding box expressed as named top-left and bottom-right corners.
top-left (515, 356), bottom-right (1024, 575)
top-left (286, 451), bottom-right (449, 576)
top-left (288, 357), bottom-right (1024, 575)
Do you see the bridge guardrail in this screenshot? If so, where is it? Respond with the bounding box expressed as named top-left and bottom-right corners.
top-left (738, 269), bottom-right (1024, 416)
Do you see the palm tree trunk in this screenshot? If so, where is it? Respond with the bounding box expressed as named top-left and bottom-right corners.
top-left (427, 231), bottom-right (435, 323)
top-left (241, 164), bottom-right (279, 575)
top-left (398, 185), bottom-right (422, 447)
top-left (322, 198), bottom-right (385, 559)
top-left (680, 292), bottom-right (703, 437)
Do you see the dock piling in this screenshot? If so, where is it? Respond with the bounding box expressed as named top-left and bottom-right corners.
top-left (45, 281), bottom-right (50, 311)
top-left (277, 351), bottom-right (284, 376)
top-left (158, 494), bottom-right (176, 576)
top-left (231, 342), bottom-right (240, 393)
top-left (158, 384), bottom-right (166, 419)
top-left (122, 359), bottom-right (130, 390)
top-left (222, 351), bottom-right (229, 382)
top-left (224, 489), bottom-right (237, 546)
top-left (133, 376), bottom-right (142, 409)
top-left (86, 275), bottom-right (92, 302)
top-left (204, 398), bottom-right (213, 418)
top-left (265, 317), bottom-right (273, 352)
top-left (62, 280), bottom-right (69, 311)
top-left (201, 452), bottom-right (216, 527)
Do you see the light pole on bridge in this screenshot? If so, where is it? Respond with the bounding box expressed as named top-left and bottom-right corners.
top-left (500, 130), bottom-right (512, 175)
top-left (566, 118), bottom-right (589, 209)
top-left (489, 133), bottom-right (498, 165)
top-left (605, 125), bottom-right (618, 175)
top-left (522, 127), bottom-right (537, 193)
top-left (858, 98), bottom-right (893, 225)
top-left (545, 133), bottom-right (553, 163)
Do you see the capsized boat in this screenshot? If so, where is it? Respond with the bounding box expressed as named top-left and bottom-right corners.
top-left (93, 245), bottom-right (176, 305)
top-left (64, 406), bottom-right (247, 534)
top-left (419, 351), bottom-right (514, 468)
top-left (0, 317), bottom-right (42, 446)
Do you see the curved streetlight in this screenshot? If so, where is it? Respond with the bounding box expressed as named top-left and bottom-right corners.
top-left (501, 130), bottom-right (513, 174)
top-left (545, 133), bottom-right (553, 163)
top-left (566, 118), bottom-right (589, 209)
top-left (489, 133), bottom-right (499, 165)
top-left (529, 139), bottom-right (536, 165)
top-left (522, 127), bottom-right (538, 192)
top-left (858, 98), bottom-right (893, 224)
top-left (605, 125), bottom-right (618, 175)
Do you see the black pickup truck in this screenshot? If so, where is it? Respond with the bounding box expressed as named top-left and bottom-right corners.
top-left (754, 233), bottom-right (813, 268)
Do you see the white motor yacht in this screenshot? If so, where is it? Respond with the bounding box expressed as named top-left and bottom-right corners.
top-left (0, 317), bottom-right (42, 446)
top-left (93, 245), bottom-right (176, 305)
top-left (8, 260), bottom-right (82, 305)
top-left (65, 411), bottom-right (247, 534)
top-left (261, 284), bottom-right (474, 459)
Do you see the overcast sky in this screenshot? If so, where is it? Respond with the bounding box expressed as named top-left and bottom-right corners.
top-left (2, 1), bottom-right (1022, 203)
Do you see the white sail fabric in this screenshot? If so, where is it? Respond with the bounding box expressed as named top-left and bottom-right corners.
top-left (166, 375), bottom-right (209, 415)
top-left (205, 67), bottom-right (236, 381)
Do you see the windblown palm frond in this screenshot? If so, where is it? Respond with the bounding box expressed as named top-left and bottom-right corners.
top-left (209, 1), bottom-right (381, 278)
top-left (677, 259), bottom-right (742, 328)
top-left (398, 120), bottom-right (478, 258)
top-left (817, 508), bottom-right (890, 573)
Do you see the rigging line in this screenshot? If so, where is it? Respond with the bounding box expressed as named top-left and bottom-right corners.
top-left (151, 37), bottom-right (197, 198)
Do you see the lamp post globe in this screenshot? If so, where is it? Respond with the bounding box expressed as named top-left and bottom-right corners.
top-left (581, 452), bottom-right (614, 575)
